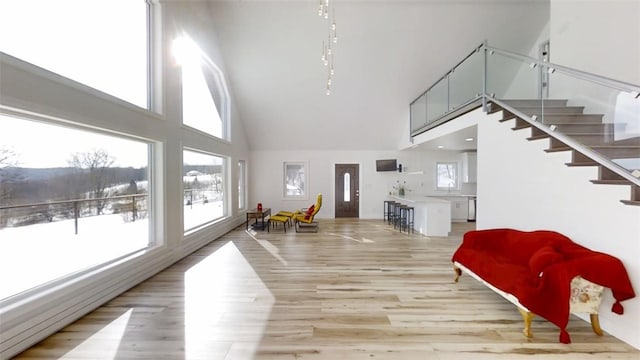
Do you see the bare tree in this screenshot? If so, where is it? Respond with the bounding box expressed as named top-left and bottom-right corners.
top-left (0, 146), bottom-right (19, 226)
top-left (0, 147), bottom-right (19, 202)
top-left (68, 149), bottom-right (115, 215)
top-left (0, 147), bottom-right (16, 166)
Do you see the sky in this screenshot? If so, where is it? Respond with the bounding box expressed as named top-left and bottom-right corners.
top-left (0, 114), bottom-right (149, 168)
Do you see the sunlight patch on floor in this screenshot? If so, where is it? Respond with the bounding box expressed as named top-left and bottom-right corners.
top-left (65, 308), bottom-right (132, 358)
top-left (184, 241), bottom-right (274, 359)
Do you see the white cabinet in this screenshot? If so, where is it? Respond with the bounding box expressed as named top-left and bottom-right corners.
top-left (450, 198), bottom-right (468, 222)
top-left (432, 196), bottom-right (468, 222)
top-left (461, 152), bottom-right (477, 183)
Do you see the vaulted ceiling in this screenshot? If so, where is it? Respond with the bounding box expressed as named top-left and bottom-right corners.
top-left (207, 0), bottom-right (549, 151)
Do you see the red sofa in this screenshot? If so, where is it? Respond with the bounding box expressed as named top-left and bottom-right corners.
top-left (452, 228), bottom-right (635, 343)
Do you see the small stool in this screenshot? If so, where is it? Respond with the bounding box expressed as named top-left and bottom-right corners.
top-left (388, 201), bottom-right (399, 225)
top-left (399, 206), bottom-right (414, 233)
top-left (268, 215), bottom-right (290, 232)
top-left (276, 211), bottom-right (295, 226)
top-left (394, 204), bottom-right (405, 230)
top-left (383, 200), bottom-right (391, 221)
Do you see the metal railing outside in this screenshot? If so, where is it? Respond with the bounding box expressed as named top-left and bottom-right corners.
top-left (0, 194), bottom-right (149, 234)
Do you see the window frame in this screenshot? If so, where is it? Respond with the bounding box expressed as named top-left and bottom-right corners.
top-left (238, 160), bottom-right (247, 210)
top-left (182, 148), bottom-right (228, 233)
top-left (435, 161), bottom-right (459, 191)
top-left (0, 0), bottom-right (150, 110)
top-left (175, 34), bottom-right (231, 141)
top-left (0, 109), bottom-right (156, 301)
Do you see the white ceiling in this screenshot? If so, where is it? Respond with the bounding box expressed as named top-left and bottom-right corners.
top-left (206, 0), bottom-right (549, 151)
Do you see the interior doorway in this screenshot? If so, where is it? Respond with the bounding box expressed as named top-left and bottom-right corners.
top-left (334, 163), bottom-right (359, 218)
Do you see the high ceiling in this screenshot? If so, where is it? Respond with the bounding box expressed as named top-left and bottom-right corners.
top-left (207, 0), bottom-right (549, 151)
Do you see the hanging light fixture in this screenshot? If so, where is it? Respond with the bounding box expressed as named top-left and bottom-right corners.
top-left (318, 0), bottom-right (337, 95)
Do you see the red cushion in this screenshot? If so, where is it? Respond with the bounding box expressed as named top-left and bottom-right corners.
top-left (529, 246), bottom-right (564, 275)
top-left (304, 205), bottom-right (315, 220)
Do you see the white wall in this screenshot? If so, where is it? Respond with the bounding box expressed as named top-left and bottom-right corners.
top-left (551, 0), bottom-right (640, 85)
top-left (250, 149), bottom-right (476, 220)
top-left (549, 1), bottom-right (640, 121)
top-left (477, 109), bottom-right (640, 349)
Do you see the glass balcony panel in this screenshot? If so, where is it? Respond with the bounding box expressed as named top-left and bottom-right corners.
top-left (449, 50), bottom-right (483, 110)
top-left (410, 93), bottom-right (427, 134)
top-left (487, 52), bottom-right (539, 101)
top-left (426, 78), bottom-right (449, 125)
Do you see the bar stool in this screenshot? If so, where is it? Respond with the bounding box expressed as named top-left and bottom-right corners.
top-left (383, 200), bottom-right (391, 222)
top-left (394, 204), bottom-right (405, 230)
top-left (399, 206), bottom-right (414, 233)
top-left (388, 201), bottom-right (398, 225)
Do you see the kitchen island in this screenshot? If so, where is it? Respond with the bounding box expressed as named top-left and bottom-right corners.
top-left (389, 195), bottom-right (451, 237)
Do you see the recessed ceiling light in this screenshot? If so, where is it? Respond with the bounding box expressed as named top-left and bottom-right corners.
top-left (437, 145), bottom-right (444, 149)
top-left (465, 137), bottom-right (474, 142)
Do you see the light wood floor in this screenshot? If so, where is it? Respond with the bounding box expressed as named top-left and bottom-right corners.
top-left (16, 219), bottom-right (640, 359)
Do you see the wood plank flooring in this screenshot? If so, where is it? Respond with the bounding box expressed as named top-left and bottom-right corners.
top-left (15, 219), bottom-right (640, 359)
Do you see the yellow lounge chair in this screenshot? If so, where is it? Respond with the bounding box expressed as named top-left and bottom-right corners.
top-left (293, 194), bottom-right (322, 232)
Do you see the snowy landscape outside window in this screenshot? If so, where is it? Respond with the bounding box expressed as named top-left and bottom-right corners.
top-left (0, 114), bottom-right (151, 300)
top-left (183, 150), bottom-right (226, 231)
top-left (283, 161), bottom-right (308, 200)
top-left (436, 162), bottom-right (459, 191)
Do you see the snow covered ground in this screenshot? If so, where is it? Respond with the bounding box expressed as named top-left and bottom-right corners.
top-left (0, 200), bottom-right (224, 300)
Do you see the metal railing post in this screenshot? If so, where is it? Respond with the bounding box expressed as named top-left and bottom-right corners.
top-left (73, 201), bottom-right (79, 235)
top-left (132, 195), bottom-right (137, 221)
top-left (482, 40), bottom-right (488, 112)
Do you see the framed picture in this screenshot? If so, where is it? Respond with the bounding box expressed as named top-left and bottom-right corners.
top-left (283, 161), bottom-right (309, 200)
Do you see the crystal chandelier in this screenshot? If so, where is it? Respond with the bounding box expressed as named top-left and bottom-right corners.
top-left (318, 0), bottom-right (338, 95)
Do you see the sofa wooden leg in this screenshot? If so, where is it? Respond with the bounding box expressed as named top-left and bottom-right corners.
top-left (453, 266), bottom-right (462, 283)
top-left (518, 308), bottom-right (535, 338)
top-left (590, 313), bottom-right (603, 336)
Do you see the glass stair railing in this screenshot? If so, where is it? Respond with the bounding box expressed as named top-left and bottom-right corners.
top-left (410, 42), bottom-right (640, 205)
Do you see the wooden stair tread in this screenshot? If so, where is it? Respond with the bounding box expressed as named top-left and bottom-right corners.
top-left (565, 162), bottom-right (598, 167)
top-left (527, 134), bottom-right (550, 141)
top-left (493, 99), bottom-right (639, 206)
top-left (548, 145), bottom-right (640, 151)
top-left (591, 179), bottom-right (633, 185)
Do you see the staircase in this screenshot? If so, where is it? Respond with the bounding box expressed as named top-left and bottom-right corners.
top-left (489, 99), bottom-right (640, 206)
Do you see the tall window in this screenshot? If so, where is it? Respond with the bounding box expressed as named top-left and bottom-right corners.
top-left (343, 173), bottom-right (351, 202)
top-left (183, 150), bottom-right (226, 231)
top-left (174, 36), bottom-right (229, 140)
top-left (0, 0), bottom-right (148, 108)
top-left (436, 162), bottom-right (458, 191)
top-left (238, 160), bottom-right (246, 210)
top-left (0, 114), bottom-right (151, 300)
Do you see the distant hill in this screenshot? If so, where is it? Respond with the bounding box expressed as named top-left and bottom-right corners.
top-left (0, 167), bottom-right (76, 181)
top-left (1, 167), bottom-right (147, 182)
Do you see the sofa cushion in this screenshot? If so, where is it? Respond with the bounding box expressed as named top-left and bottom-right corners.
top-left (529, 246), bottom-right (564, 276)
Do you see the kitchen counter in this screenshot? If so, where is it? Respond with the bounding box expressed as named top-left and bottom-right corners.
top-left (422, 194), bottom-right (477, 222)
top-left (389, 195), bottom-right (451, 237)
